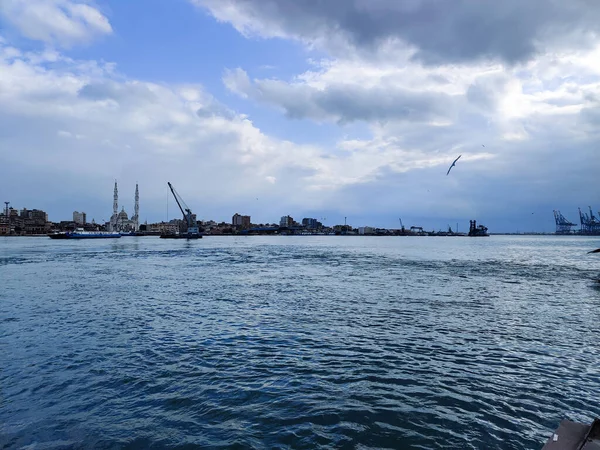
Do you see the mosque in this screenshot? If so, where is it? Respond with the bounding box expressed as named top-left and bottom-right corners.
top-left (109, 181), bottom-right (139, 232)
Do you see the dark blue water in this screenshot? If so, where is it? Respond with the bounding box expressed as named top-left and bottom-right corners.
top-left (1, 236), bottom-right (599, 449)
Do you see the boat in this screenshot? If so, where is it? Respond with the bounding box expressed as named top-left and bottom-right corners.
top-left (160, 232), bottom-right (202, 239)
top-left (468, 220), bottom-right (489, 237)
top-left (48, 228), bottom-right (121, 239)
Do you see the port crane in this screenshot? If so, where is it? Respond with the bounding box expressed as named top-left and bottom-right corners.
top-left (166, 182), bottom-right (200, 238)
top-left (553, 210), bottom-right (576, 234)
top-left (399, 218), bottom-right (405, 232)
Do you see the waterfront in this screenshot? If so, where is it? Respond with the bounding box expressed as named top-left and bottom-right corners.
top-left (1, 236), bottom-right (599, 449)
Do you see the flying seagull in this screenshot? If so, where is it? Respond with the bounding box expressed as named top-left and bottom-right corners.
top-left (446, 155), bottom-right (462, 175)
top-left (588, 248), bottom-right (600, 254)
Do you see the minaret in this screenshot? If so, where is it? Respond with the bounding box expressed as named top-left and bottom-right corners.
top-left (133, 183), bottom-right (139, 231)
top-left (111, 180), bottom-right (119, 231)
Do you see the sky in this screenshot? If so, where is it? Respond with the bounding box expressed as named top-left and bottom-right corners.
top-left (0, 0), bottom-right (599, 232)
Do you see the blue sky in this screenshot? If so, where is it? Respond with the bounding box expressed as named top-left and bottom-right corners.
top-left (1, 0), bottom-right (599, 232)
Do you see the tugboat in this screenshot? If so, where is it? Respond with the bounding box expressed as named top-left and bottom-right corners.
top-left (48, 228), bottom-right (121, 239)
top-left (468, 220), bottom-right (489, 237)
top-left (160, 182), bottom-right (202, 239)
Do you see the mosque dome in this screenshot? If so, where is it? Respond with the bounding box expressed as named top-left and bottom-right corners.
top-left (118, 207), bottom-right (129, 221)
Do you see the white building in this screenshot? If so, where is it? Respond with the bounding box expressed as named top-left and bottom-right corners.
top-left (358, 226), bottom-right (375, 235)
top-left (280, 215), bottom-right (294, 228)
top-left (73, 211), bottom-right (86, 224)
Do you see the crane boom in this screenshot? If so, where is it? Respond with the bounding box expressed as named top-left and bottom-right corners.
top-left (167, 182), bottom-right (199, 236)
top-left (168, 182), bottom-right (186, 219)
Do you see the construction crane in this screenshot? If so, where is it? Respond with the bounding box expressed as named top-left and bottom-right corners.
top-left (166, 182), bottom-right (200, 238)
top-left (553, 210), bottom-right (576, 234)
top-left (399, 218), bottom-right (405, 232)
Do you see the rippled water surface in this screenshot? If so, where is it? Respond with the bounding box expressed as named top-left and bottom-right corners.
top-left (1, 235), bottom-right (600, 449)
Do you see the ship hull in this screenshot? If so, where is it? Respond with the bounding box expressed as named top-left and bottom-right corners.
top-left (160, 234), bottom-right (202, 239)
top-left (48, 233), bottom-right (121, 239)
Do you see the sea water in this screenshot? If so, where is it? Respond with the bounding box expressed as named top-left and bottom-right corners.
top-left (1, 235), bottom-right (599, 449)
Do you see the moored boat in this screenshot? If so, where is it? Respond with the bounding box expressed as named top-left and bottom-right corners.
top-left (48, 228), bottom-right (121, 239)
top-left (159, 232), bottom-right (202, 239)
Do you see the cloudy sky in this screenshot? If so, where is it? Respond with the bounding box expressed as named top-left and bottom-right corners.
top-left (1, 0), bottom-right (599, 232)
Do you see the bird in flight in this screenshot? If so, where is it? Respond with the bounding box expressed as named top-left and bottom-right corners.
top-left (588, 248), bottom-right (600, 254)
top-left (446, 155), bottom-right (462, 175)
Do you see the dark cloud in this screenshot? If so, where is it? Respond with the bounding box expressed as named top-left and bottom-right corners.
top-left (225, 69), bottom-right (457, 124)
top-left (199, 0), bottom-right (600, 64)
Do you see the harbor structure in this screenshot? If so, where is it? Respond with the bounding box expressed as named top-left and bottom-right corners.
top-left (160, 182), bottom-right (201, 239)
top-left (553, 207), bottom-right (600, 235)
top-left (578, 206), bottom-right (600, 235)
top-left (468, 220), bottom-right (489, 236)
top-left (553, 210), bottom-right (576, 234)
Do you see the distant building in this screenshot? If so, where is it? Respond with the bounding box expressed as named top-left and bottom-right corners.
top-left (0, 211), bottom-right (8, 235)
top-left (31, 210), bottom-right (48, 223)
top-left (232, 213), bottom-right (251, 229)
top-left (333, 224), bottom-right (353, 233)
top-left (358, 226), bottom-right (375, 235)
top-left (73, 211), bottom-right (86, 225)
top-left (19, 208), bottom-right (48, 222)
top-left (280, 215), bottom-right (294, 228)
top-left (302, 218), bottom-right (322, 229)
top-left (1, 208), bottom-right (51, 235)
top-left (147, 222), bottom-right (179, 234)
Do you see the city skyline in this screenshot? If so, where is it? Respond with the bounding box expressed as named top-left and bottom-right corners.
top-left (3, 192), bottom-right (598, 236)
top-left (1, 1), bottom-right (599, 233)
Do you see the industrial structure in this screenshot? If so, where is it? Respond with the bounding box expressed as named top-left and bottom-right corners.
top-left (578, 206), bottom-right (600, 235)
top-left (160, 182), bottom-right (201, 239)
top-left (554, 207), bottom-right (600, 235)
top-left (468, 220), bottom-right (489, 237)
top-left (553, 210), bottom-right (576, 234)
top-left (109, 181), bottom-right (140, 232)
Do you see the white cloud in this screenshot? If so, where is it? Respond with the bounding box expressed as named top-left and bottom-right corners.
top-left (0, 0), bottom-right (112, 47)
top-left (3, 0), bottom-right (600, 231)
